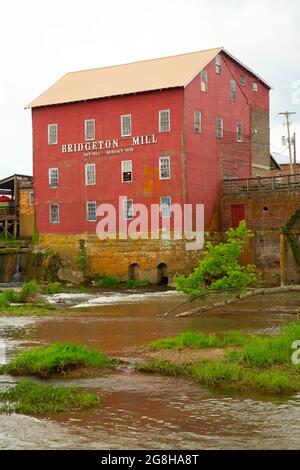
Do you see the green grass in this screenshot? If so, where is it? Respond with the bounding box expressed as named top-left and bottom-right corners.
top-left (93, 276), bottom-right (119, 288)
top-left (0, 342), bottom-right (115, 378)
top-left (0, 289), bottom-right (19, 306)
top-left (40, 282), bottom-right (63, 294)
top-left (125, 279), bottom-right (149, 289)
top-left (0, 303), bottom-right (56, 316)
top-left (138, 360), bottom-right (300, 394)
top-left (0, 380), bottom-right (100, 415)
top-left (227, 322), bottom-right (300, 368)
top-left (139, 322), bottom-right (300, 395)
top-left (0, 281), bottom-right (40, 308)
top-left (148, 330), bottom-right (249, 350)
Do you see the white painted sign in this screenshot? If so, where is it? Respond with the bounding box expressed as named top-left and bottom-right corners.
top-left (61, 134), bottom-right (158, 154)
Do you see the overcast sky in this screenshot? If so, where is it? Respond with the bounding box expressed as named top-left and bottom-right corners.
top-left (0, 0), bottom-right (299, 179)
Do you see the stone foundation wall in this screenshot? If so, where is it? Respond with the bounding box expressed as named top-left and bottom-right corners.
top-left (37, 232), bottom-right (222, 283)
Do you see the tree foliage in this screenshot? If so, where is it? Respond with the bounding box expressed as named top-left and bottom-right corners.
top-left (175, 221), bottom-right (256, 298)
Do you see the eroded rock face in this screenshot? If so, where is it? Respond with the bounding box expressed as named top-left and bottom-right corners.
top-left (57, 268), bottom-right (84, 285)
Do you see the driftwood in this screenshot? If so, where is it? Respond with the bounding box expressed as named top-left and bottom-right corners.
top-left (163, 288), bottom-right (254, 317)
top-left (169, 286), bottom-right (300, 318)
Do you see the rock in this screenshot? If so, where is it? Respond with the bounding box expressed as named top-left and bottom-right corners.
top-left (57, 268), bottom-right (84, 285)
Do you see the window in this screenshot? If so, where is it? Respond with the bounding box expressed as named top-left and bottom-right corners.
top-left (159, 156), bottom-right (171, 180)
top-left (50, 204), bottom-right (59, 224)
top-left (252, 82), bottom-right (258, 92)
top-left (230, 80), bottom-right (237, 101)
top-left (200, 70), bottom-right (208, 92)
top-left (48, 124), bottom-right (57, 145)
top-left (216, 118), bottom-right (223, 139)
top-left (121, 114), bottom-right (132, 137)
top-left (85, 119), bottom-right (95, 140)
top-left (123, 199), bottom-right (133, 220)
top-left (215, 55), bottom-right (221, 74)
top-left (160, 196), bottom-right (172, 218)
top-left (49, 168), bottom-right (59, 188)
top-left (159, 110), bottom-right (170, 132)
top-left (237, 122), bottom-right (243, 142)
top-left (28, 191), bottom-right (34, 206)
top-left (194, 111), bottom-right (202, 133)
top-left (86, 201), bottom-right (97, 222)
top-left (240, 76), bottom-right (246, 86)
top-left (122, 160), bottom-right (132, 182)
top-left (85, 163), bottom-right (96, 185)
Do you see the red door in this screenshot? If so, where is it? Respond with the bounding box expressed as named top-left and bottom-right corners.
top-left (231, 204), bottom-right (245, 228)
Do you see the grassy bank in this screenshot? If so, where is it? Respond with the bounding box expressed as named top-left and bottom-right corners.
top-left (139, 322), bottom-right (300, 394)
top-left (0, 380), bottom-right (100, 415)
top-left (0, 343), bottom-right (116, 378)
top-left (0, 303), bottom-right (57, 316)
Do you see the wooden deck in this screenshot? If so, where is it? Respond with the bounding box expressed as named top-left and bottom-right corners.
top-left (223, 174), bottom-right (300, 195)
top-left (0, 204), bottom-right (18, 238)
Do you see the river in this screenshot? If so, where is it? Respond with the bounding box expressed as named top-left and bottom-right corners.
top-left (0, 289), bottom-right (300, 449)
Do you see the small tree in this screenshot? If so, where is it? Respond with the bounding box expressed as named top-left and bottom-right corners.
top-left (175, 221), bottom-right (256, 299)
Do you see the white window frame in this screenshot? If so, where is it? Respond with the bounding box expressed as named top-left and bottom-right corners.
top-left (159, 156), bottom-right (171, 180)
top-left (50, 204), bottom-right (59, 224)
top-left (237, 122), bottom-right (243, 143)
top-left (194, 111), bottom-right (202, 133)
top-left (85, 119), bottom-right (95, 141)
top-left (48, 124), bottom-right (57, 145)
top-left (215, 55), bottom-right (221, 74)
top-left (240, 76), bottom-right (246, 86)
top-left (160, 196), bottom-right (172, 219)
top-left (121, 114), bottom-right (132, 137)
top-left (216, 117), bottom-right (223, 139)
top-left (252, 82), bottom-right (258, 92)
top-left (86, 201), bottom-right (97, 222)
top-left (85, 163), bottom-right (96, 186)
top-left (230, 80), bottom-right (237, 101)
top-left (159, 109), bottom-right (170, 133)
top-left (123, 199), bottom-right (134, 220)
top-left (121, 160), bottom-right (133, 183)
top-left (200, 69), bottom-right (208, 92)
top-left (49, 168), bottom-right (59, 188)
top-left (28, 191), bottom-right (34, 207)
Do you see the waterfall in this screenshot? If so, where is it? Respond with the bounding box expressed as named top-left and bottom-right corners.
top-left (11, 253), bottom-right (23, 283)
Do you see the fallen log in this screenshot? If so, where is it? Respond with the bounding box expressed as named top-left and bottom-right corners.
top-left (175, 285), bottom-right (300, 318)
top-left (163, 288), bottom-right (255, 317)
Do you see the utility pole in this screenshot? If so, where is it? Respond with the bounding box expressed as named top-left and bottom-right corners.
top-left (279, 111), bottom-right (296, 174)
top-left (293, 132), bottom-right (297, 171)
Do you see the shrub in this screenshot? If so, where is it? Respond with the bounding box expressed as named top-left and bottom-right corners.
top-left (19, 281), bottom-right (40, 303)
top-left (0, 289), bottom-right (19, 306)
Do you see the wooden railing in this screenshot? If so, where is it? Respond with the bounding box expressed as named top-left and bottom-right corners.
top-left (223, 174), bottom-right (300, 194)
top-left (0, 204), bottom-right (17, 219)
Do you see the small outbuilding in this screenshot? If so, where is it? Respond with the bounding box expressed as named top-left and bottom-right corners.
top-left (0, 174), bottom-right (34, 239)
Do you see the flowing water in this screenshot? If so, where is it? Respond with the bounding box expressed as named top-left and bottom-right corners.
top-left (0, 289), bottom-right (300, 449)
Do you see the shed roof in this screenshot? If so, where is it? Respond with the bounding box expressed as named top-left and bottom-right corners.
top-left (26, 47), bottom-right (271, 109)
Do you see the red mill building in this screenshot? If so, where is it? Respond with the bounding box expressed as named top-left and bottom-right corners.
top-left (27, 47), bottom-right (271, 283)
